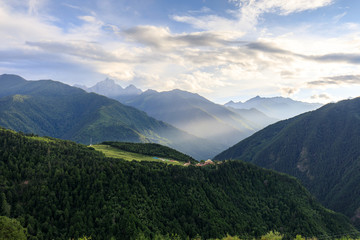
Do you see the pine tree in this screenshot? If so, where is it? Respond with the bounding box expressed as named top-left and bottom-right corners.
top-left (0, 193), bottom-right (11, 217)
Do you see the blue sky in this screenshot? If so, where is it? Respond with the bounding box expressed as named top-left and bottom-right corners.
top-left (1, 0), bottom-right (360, 103)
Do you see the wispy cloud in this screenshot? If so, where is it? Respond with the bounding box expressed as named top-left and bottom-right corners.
top-left (308, 75), bottom-right (360, 86)
top-left (311, 93), bottom-right (331, 100)
top-left (232, 0), bottom-right (334, 15)
top-left (311, 53), bottom-right (360, 64)
top-left (173, 0), bottom-right (334, 34)
top-left (26, 41), bottom-right (121, 62)
top-left (123, 25), bottom-right (243, 50)
top-left (28, 0), bottom-right (45, 15)
top-left (333, 11), bottom-right (347, 23)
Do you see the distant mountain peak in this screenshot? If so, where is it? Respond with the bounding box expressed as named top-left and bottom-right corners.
top-left (0, 74), bottom-right (27, 84)
top-left (95, 78), bottom-right (122, 88)
top-left (123, 84), bottom-right (142, 95)
top-left (79, 78), bottom-right (142, 101)
top-left (125, 84), bottom-right (136, 89)
top-left (226, 100), bottom-right (236, 105)
top-left (144, 89), bottom-right (158, 94)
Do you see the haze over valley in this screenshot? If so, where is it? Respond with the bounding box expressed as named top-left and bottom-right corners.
top-left (1, 0), bottom-right (360, 239)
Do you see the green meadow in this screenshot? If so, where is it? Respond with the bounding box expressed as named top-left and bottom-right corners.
top-left (92, 144), bottom-right (184, 166)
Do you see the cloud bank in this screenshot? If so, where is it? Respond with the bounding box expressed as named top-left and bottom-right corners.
top-left (1, 0), bottom-right (360, 103)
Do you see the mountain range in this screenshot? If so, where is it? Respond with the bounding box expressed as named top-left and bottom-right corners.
top-left (79, 78), bottom-right (321, 151)
top-left (215, 97), bottom-right (360, 229)
top-left (225, 96), bottom-right (322, 119)
top-left (1, 127), bottom-right (358, 239)
top-left (0, 74), bottom-right (221, 160)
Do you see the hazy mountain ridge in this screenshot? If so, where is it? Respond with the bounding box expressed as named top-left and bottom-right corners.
top-left (0, 74), bottom-right (221, 160)
top-left (226, 107), bottom-right (278, 130)
top-left (215, 97), bottom-right (360, 228)
top-left (225, 96), bottom-right (322, 119)
top-left (0, 127), bottom-right (358, 239)
top-left (124, 89), bottom-right (276, 148)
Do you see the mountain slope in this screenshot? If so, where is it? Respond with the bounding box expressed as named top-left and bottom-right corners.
top-left (0, 74), bottom-right (220, 159)
top-left (125, 89), bottom-right (275, 148)
top-left (0, 127), bottom-right (358, 239)
top-left (215, 97), bottom-right (360, 228)
top-left (225, 96), bottom-right (322, 119)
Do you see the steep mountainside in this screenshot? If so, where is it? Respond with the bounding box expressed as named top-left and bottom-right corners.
top-left (125, 89), bottom-right (275, 147)
top-left (225, 96), bottom-right (322, 119)
top-left (0, 127), bottom-right (358, 239)
top-left (0, 74), bottom-right (221, 159)
top-left (215, 97), bottom-right (360, 228)
top-left (76, 78), bottom-right (142, 102)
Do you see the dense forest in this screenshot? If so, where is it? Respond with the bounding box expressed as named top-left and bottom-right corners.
top-left (214, 97), bottom-right (360, 229)
top-left (0, 127), bottom-right (358, 239)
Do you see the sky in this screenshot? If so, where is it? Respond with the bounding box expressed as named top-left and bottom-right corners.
top-left (1, 0), bottom-right (360, 104)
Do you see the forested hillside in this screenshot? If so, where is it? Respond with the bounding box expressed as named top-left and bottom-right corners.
top-left (0, 74), bottom-right (222, 160)
top-left (214, 97), bottom-right (360, 229)
top-left (0, 127), bottom-right (358, 239)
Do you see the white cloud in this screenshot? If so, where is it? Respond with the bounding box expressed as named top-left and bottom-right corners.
top-left (0, 3), bottom-right (61, 48)
top-left (123, 25), bottom-right (242, 51)
top-left (28, 0), bottom-right (46, 15)
top-left (311, 93), bottom-right (331, 100)
top-left (333, 11), bottom-right (347, 23)
top-left (78, 15), bottom-right (97, 23)
top-left (172, 14), bottom-right (245, 34)
top-left (230, 0), bottom-right (334, 15)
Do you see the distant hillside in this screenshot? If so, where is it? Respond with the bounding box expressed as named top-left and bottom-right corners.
top-left (0, 74), bottom-right (221, 160)
top-left (76, 78), bottom-right (142, 102)
top-left (215, 97), bottom-right (360, 229)
top-left (0, 127), bottom-right (358, 239)
top-left (225, 96), bottom-right (322, 119)
top-left (125, 89), bottom-right (275, 148)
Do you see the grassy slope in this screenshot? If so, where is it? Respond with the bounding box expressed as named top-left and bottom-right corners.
top-left (92, 144), bottom-right (184, 166)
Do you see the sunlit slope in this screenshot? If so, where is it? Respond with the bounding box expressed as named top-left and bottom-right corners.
top-left (92, 141), bottom-right (196, 165)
